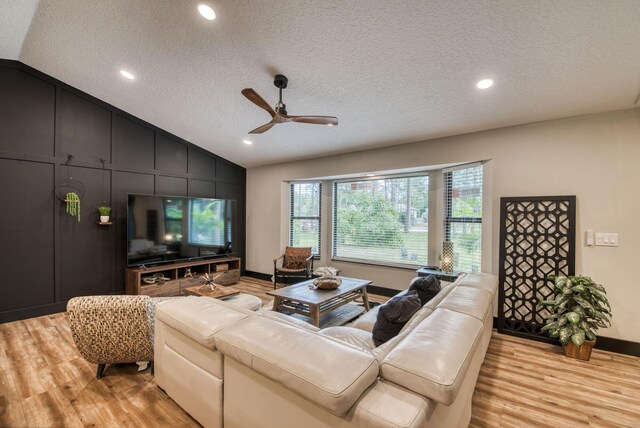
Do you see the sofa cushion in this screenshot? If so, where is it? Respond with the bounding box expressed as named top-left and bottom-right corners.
top-left (219, 293), bottom-right (263, 311)
top-left (320, 326), bottom-right (376, 352)
top-left (372, 291), bottom-right (422, 346)
top-left (371, 306), bottom-right (433, 364)
top-left (423, 283), bottom-right (456, 310)
top-left (408, 275), bottom-right (441, 306)
top-left (457, 272), bottom-right (498, 297)
top-left (214, 316), bottom-right (379, 416)
top-left (348, 289), bottom-right (404, 332)
top-left (156, 296), bottom-right (251, 349)
top-left (352, 380), bottom-right (430, 428)
top-left (436, 286), bottom-right (492, 321)
top-left (348, 305), bottom-right (380, 332)
top-left (380, 308), bottom-right (483, 405)
top-left (257, 309), bottom-right (320, 332)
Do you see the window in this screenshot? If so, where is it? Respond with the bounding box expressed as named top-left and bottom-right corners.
top-left (444, 164), bottom-right (483, 272)
top-left (333, 175), bottom-right (429, 266)
top-left (290, 182), bottom-right (322, 256)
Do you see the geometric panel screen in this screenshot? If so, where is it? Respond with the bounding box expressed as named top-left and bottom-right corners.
top-left (498, 196), bottom-right (576, 340)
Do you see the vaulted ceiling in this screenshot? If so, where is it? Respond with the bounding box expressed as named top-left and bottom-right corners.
top-left (2, 0), bottom-right (640, 167)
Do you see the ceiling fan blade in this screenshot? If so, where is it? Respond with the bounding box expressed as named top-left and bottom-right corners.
top-left (288, 115), bottom-right (339, 126)
top-left (242, 88), bottom-right (275, 117)
top-left (249, 120), bottom-right (277, 134)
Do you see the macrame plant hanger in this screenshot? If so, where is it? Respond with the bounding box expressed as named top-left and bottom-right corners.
top-left (54, 154), bottom-right (85, 222)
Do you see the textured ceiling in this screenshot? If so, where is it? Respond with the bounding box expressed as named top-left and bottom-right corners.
top-left (7, 0), bottom-right (640, 167)
top-left (0, 0), bottom-right (39, 59)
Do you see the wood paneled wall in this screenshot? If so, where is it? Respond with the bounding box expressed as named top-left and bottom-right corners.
top-left (0, 60), bottom-right (246, 323)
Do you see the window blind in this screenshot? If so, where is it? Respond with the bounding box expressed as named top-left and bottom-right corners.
top-left (290, 182), bottom-right (322, 256)
top-left (188, 199), bottom-right (226, 246)
top-left (444, 163), bottom-right (483, 272)
top-left (333, 175), bottom-right (429, 267)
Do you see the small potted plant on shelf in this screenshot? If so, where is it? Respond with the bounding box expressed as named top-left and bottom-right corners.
top-left (98, 204), bottom-right (111, 223)
top-left (538, 275), bottom-right (612, 361)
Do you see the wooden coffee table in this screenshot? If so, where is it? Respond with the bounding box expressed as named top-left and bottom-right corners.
top-left (267, 277), bottom-right (371, 328)
top-left (184, 284), bottom-right (240, 299)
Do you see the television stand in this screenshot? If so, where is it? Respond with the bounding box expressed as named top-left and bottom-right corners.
top-left (125, 257), bottom-right (241, 297)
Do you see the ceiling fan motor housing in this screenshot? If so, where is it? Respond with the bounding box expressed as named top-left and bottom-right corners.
top-left (275, 102), bottom-right (287, 115)
top-left (274, 74), bottom-right (288, 89)
top-left (274, 75), bottom-right (288, 114)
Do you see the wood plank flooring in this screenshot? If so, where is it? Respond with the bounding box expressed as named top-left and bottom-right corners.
top-left (470, 333), bottom-right (640, 427)
top-left (1, 276), bottom-right (638, 427)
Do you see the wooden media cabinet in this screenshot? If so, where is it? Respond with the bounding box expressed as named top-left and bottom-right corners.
top-left (125, 257), bottom-right (241, 297)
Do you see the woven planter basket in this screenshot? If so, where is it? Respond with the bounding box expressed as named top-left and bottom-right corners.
top-left (312, 276), bottom-right (342, 290)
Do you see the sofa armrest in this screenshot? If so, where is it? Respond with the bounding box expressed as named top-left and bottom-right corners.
top-left (214, 316), bottom-right (379, 416)
top-left (156, 296), bottom-right (252, 350)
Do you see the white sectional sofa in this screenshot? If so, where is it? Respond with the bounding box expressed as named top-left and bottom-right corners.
top-left (154, 272), bottom-right (498, 428)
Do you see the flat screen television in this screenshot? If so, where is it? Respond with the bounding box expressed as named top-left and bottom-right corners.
top-left (127, 194), bottom-right (236, 267)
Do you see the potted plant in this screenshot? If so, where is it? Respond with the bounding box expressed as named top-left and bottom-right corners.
top-left (98, 204), bottom-right (111, 223)
top-left (538, 275), bottom-right (611, 361)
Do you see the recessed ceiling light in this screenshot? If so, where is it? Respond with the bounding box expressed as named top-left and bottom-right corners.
top-left (476, 78), bottom-right (494, 89)
top-left (119, 70), bottom-right (135, 80)
top-left (366, 173), bottom-right (375, 177)
top-left (243, 139), bottom-right (252, 145)
top-left (327, 124), bottom-right (335, 126)
top-left (198, 4), bottom-right (216, 20)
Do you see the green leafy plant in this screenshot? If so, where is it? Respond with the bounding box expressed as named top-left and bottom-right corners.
top-left (65, 192), bottom-right (81, 222)
top-left (538, 276), bottom-right (611, 347)
top-left (98, 205), bottom-right (111, 216)
top-left (335, 191), bottom-right (402, 248)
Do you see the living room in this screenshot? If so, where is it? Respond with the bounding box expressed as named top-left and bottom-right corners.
top-left (1, 1), bottom-right (639, 427)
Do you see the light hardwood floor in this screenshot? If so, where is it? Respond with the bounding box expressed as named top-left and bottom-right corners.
top-left (1, 277), bottom-right (638, 427)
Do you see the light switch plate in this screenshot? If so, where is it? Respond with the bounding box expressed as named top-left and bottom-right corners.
top-left (586, 229), bottom-right (594, 246)
top-left (595, 232), bottom-right (618, 247)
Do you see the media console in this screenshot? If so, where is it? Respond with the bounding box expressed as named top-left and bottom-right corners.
top-left (125, 257), bottom-right (241, 297)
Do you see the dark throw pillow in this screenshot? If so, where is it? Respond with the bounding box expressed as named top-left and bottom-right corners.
top-left (408, 275), bottom-right (442, 306)
top-left (372, 290), bottom-right (422, 346)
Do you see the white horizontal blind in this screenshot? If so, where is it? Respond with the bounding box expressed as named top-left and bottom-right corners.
top-left (444, 164), bottom-right (483, 272)
top-left (290, 182), bottom-right (322, 256)
top-left (188, 199), bottom-right (226, 246)
top-left (333, 175), bottom-right (428, 266)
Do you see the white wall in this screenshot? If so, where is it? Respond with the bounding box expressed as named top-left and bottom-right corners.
top-left (246, 108), bottom-right (640, 342)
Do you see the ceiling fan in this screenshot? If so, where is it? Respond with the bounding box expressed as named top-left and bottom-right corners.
top-left (241, 74), bottom-right (338, 134)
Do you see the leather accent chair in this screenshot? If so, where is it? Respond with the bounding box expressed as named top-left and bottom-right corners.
top-left (273, 246), bottom-right (314, 289)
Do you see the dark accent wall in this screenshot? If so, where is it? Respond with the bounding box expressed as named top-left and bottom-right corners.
top-left (0, 60), bottom-right (246, 323)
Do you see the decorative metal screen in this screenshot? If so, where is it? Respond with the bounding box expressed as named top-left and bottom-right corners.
top-left (498, 196), bottom-right (576, 340)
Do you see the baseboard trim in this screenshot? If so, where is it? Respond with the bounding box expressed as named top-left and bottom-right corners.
top-left (492, 317), bottom-right (639, 357)
top-left (0, 302), bottom-right (68, 324)
top-left (0, 291), bottom-right (125, 324)
top-left (367, 285), bottom-right (398, 297)
top-left (594, 336), bottom-right (640, 357)
top-left (245, 271), bottom-right (272, 282)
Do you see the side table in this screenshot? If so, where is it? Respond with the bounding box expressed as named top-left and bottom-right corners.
top-left (416, 267), bottom-right (461, 283)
